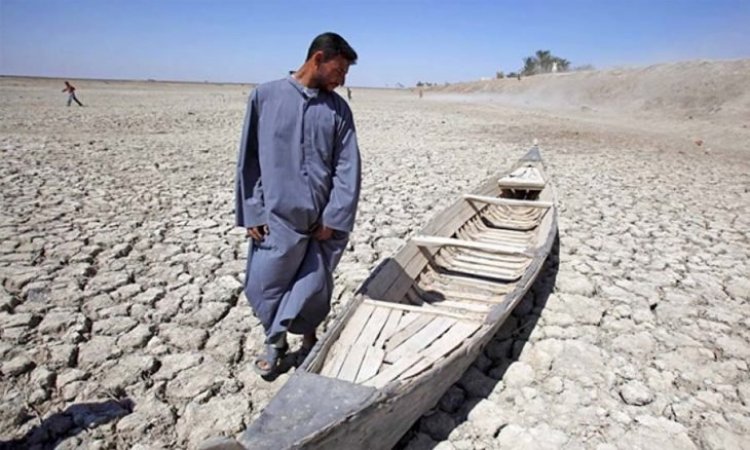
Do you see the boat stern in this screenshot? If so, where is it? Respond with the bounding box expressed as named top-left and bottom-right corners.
top-left (200, 372), bottom-right (377, 450)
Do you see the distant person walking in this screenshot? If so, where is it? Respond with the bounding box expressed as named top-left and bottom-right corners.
top-left (62, 81), bottom-right (83, 106)
top-left (347, 87), bottom-right (352, 101)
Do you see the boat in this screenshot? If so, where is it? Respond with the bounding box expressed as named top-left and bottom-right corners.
top-left (201, 146), bottom-right (558, 450)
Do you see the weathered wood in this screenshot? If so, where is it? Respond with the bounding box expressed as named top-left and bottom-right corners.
top-left (434, 254), bottom-right (525, 280)
top-left (337, 306), bottom-right (391, 381)
top-left (442, 249), bottom-right (528, 270)
top-left (448, 252), bottom-right (529, 270)
top-left (375, 309), bottom-right (403, 349)
top-left (400, 321), bottom-right (483, 379)
top-left (356, 346), bottom-right (385, 383)
top-left (363, 298), bottom-right (480, 322)
top-left (207, 147), bottom-right (557, 450)
top-left (359, 306), bottom-right (391, 344)
top-left (383, 314), bottom-right (435, 352)
top-left (321, 304), bottom-right (375, 377)
top-left (386, 317), bottom-right (455, 363)
top-left (337, 342), bottom-right (369, 382)
top-left (459, 223), bottom-right (535, 244)
top-left (463, 193), bottom-right (552, 208)
top-left (411, 235), bottom-right (531, 257)
top-left (415, 285), bottom-right (508, 304)
top-left (396, 311), bottom-right (419, 329)
top-left (362, 353), bottom-right (424, 388)
top-left (444, 247), bottom-right (530, 264)
top-left (421, 298), bottom-right (490, 314)
top-left (497, 166), bottom-right (546, 190)
top-left (420, 268), bottom-right (515, 292)
top-left (432, 254), bottom-right (525, 282)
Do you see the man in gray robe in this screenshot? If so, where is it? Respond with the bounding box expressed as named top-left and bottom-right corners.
top-left (235, 32), bottom-right (361, 376)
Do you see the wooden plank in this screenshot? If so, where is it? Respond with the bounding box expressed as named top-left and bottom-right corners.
top-left (386, 317), bottom-right (455, 363)
top-left (423, 299), bottom-right (490, 314)
top-left (319, 341), bottom-right (344, 377)
top-left (357, 306), bottom-right (391, 346)
top-left (375, 308), bottom-right (403, 349)
top-left (338, 304), bottom-right (376, 343)
top-left (361, 354), bottom-right (424, 388)
top-left (361, 259), bottom-right (404, 299)
top-left (412, 235), bottom-right (531, 257)
top-left (336, 305), bottom-right (391, 382)
top-left (498, 167), bottom-right (546, 189)
top-left (463, 194), bottom-right (552, 209)
top-left (445, 249), bottom-right (528, 268)
top-left (485, 209), bottom-right (541, 225)
top-left (400, 321), bottom-right (483, 379)
top-left (363, 299), bottom-right (480, 322)
top-left (462, 227), bottom-right (533, 242)
top-left (377, 249), bottom-right (425, 302)
top-left (337, 343), bottom-right (369, 382)
top-left (421, 269), bottom-right (514, 292)
top-left (433, 255), bottom-right (523, 282)
top-left (416, 285), bottom-right (508, 304)
top-left (320, 304), bottom-right (375, 377)
top-left (458, 227), bottom-right (533, 244)
top-left (365, 163), bottom-right (519, 305)
top-left (355, 347), bottom-right (385, 383)
top-left (383, 313), bottom-right (435, 352)
top-left (372, 177), bottom-right (502, 303)
top-left (450, 252), bottom-right (528, 270)
top-left (396, 311), bottom-right (419, 329)
top-left (436, 255), bottom-right (524, 279)
top-left (453, 230), bottom-right (532, 248)
top-left (411, 286), bottom-right (493, 312)
top-left (447, 247), bottom-right (529, 264)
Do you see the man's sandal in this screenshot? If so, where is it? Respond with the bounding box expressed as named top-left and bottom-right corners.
top-left (253, 342), bottom-right (288, 376)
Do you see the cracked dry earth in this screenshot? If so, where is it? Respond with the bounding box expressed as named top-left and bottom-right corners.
top-left (1, 78), bottom-right (749, 449)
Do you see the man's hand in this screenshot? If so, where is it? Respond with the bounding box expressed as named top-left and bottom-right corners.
top-left (312, 224), bottom-right (334, 241)
top-left (247, 225), bottom-right (269, 242)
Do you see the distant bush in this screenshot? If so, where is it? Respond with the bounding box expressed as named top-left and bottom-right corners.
top-left (521, 50), bottom-right (570, 76)
top-left (496, 71), bottom-right (505, 79)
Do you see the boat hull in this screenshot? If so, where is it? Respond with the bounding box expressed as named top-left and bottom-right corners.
top-left (201, 147), bottom-right (558, 450)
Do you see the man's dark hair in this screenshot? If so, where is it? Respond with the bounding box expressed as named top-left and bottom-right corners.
top-left (306, 32), bottom-right (357, 64)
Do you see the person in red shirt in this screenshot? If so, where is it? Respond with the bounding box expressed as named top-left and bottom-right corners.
top-left (62, 81), bottom-right (83, 107)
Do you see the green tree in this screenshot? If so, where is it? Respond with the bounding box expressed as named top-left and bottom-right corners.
top-left (535, 50), bottom-right (553, 72)
top-left (520, 50), bottom-right (572, 75)
top-left (522, 56), bottom-right (537, 75)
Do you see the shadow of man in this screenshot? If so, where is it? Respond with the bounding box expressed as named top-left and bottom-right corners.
top-left (0, 397), bottom-right (134, 449)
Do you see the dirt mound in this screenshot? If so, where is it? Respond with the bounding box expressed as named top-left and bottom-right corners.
top-left (433, 59), bottom-right (750, 123)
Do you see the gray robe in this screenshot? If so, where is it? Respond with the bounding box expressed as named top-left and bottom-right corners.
top-left (235, 77), bottom-right (361, 342)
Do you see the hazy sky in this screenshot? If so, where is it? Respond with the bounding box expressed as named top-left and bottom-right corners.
top-left (1, 0), bottom-right (749, 87)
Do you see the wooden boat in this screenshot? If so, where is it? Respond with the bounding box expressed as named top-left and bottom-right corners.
top-left (201, 147), bottom-right (558, 450)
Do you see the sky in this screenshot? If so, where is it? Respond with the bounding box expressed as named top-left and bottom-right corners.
top-left (1, 0), bottom-right (749, 87)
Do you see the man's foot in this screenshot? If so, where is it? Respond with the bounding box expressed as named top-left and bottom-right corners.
top-left (296, 333), bottom-right (318, 365)
top-left (302, 333), bottom-right (318, 352)
top-left (253, 342), bottom-right (288, 376)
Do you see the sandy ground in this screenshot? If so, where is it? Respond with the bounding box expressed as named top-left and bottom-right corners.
top-left (1, 61), bottom-right (749, 449)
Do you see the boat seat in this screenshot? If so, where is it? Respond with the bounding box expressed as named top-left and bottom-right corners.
top-left (463, 193), bottom-right (552, 209)
top-left (497, 166), bottom-right (546, 190)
